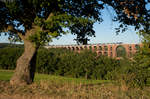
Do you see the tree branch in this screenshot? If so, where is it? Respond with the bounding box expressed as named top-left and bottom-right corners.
top-left (4, 25), bottom-right (25, 40)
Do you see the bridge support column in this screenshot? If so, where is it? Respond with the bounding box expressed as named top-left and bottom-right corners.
top-left (112, 44), bottom-right (117, 58)
top-left (108, 45), bottom-right (111, 57)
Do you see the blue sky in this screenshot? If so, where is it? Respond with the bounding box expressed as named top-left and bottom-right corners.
top-left (49, 8), bottom-right (141, 45)
top-left (0, 8), bottom-right (141, 45)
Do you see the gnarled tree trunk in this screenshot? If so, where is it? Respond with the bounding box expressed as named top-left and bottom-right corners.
top-left (10, 39), bottom-right (38, 85)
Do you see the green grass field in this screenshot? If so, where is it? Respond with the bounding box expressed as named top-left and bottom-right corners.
top-left (0, 69), bottom-right (149, 85)
top-left (0, 70), bottom-right (109, 85)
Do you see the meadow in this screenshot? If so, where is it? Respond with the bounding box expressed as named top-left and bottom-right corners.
top-left (0, 70), bottom-right (150, 99)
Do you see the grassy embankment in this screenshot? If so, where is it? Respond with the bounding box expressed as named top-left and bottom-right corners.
top-left (0, 70), bottom-right (150, 99)
top-left (0, 70), bottom-right (108, 84)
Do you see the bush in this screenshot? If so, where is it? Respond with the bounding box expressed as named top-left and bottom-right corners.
top-left (0, 47), bottom-right (23, 69)
top-left (105, 58), bottom-right (150, 88)
top-left (36, 48), bottom-right (67, 74)
top-left (55, 50), bottom-right (97, 79)
top-left (93, 57), bottom-right (119, 80)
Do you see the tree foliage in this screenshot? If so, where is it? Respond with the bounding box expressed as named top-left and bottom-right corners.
top-left (0, 0), bottom-right (149, 44)
top-left (104, 0), bottom-right (150, 34)
top-left (0, 0), bottom-right (104, 45)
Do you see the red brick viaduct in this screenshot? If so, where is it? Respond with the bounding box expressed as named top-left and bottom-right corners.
top-left (45, 43), bottom-right (142, 59)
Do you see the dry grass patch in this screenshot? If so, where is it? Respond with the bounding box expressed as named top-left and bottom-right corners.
top-left (0, 81), bottom-right (150, 99)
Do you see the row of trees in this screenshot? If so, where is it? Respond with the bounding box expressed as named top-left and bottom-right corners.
top-left (0, 0), bottom-right (149, 85)
top-left (0, 48), bottom-right (119, 79)
top-left (0, 47), bottom-right (149, 87)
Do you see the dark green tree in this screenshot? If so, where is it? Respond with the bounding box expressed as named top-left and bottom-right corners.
top-left (72, 21), bottom-right (95, 45)
top-left (0, 0), bottom-right (149, 85)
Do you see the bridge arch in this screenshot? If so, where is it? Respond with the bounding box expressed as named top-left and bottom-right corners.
top-left (116, 45), bottom-right (126, 58)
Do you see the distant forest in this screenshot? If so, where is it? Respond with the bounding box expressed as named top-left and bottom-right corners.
top-left (0, 43), bottom-right (23, 48)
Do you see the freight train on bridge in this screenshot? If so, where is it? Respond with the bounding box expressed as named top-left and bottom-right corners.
top-left (45, 43), bottom-right (142, 59)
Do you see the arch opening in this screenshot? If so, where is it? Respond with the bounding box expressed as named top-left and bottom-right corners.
top-left (116, 45), bottom-right (126, 57)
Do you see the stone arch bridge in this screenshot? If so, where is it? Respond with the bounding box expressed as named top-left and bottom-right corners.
top-left (45, 44), bottom-right (142, 59)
